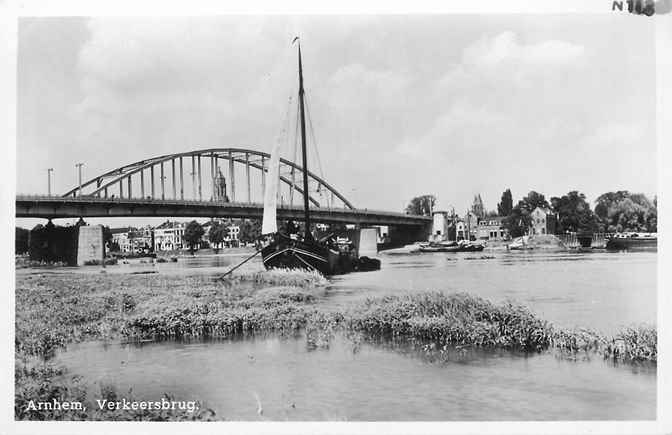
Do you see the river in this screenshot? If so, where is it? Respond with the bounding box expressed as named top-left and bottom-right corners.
top-left (54, 249), bottom-right (657, 420)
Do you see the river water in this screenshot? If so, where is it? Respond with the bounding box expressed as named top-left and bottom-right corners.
top-left (55, 249), bottom-right (657, 420)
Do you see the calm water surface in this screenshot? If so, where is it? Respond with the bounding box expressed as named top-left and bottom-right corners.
top-left (55, 250), bottom-right (657, 420)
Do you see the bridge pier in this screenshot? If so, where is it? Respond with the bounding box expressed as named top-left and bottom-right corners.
top-left (356, 227), bottom-right (379, 257)
top-left (28, 219), bottom-right (96, 266)
top-left (140, 169), bottom-right (145, 198)
top-left (151, 166), bottom-right (155, 199)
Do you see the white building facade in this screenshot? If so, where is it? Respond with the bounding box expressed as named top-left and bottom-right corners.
top-left (154, 222), bottom-right (186, 251)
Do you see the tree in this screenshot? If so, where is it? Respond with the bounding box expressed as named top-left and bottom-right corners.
top-left (550, 191), bottom-right (598, 233)
top-left (15, 227), bottom-right (29, 255)
top-left (102, 226), bottom-right (113, 251)
top-left (503, 191), bottom-right (550, 237)
top-left (239, 219), bottom-right (262, 243)
top-left (607, 196), bottom-right (656, 233)
top-left (284, 220), bottom-right (299, 235)
top-left (471, 194), bottom-right (485, 219)
top-left (497, 189), bottom-right (513, 217)
top-left (208, 221), bottom-right (227, 253)
top-left (183, 220), bottom-right (205, 254)
top-left (594, 191), bottom-right (657, 233)
top-left (405, 195), bottom-right (436, 216)
top-left (595, 191), bottom-right (630, 222)
top-left (329, 223), bottom-right (348, 234)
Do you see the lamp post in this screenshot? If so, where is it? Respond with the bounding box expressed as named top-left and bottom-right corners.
top-left (47, 168), bottom-right (53, 196)
top-left (75, 163), bottom-right (84, 197)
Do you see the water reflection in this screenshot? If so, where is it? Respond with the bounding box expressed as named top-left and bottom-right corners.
top-left (56, 333), bottom-right (656, 421)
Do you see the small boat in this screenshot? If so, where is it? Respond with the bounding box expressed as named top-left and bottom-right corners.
top-left (418, 240), bottom-right (460, 252)
top-left (457, 240), bottom-right (485, 252)
top-left (260, 39), bottom-right (380, 275)
top-left (418, 240), bottom-right (484, 253)
top-left (606, 233), bottom-right (657, 251)
top-left (508, 236), bottom-right (532, 250)
top-left (461, 243), bottom-right (485, 252)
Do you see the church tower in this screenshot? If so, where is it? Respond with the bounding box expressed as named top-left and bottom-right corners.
top-left (213, 167), bottom-right (229, 202)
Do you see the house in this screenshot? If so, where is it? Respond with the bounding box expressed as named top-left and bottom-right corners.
top-left (477, 216), bottom-right (509, 241)
top-left (203, 219), bottom-right (241, 249)
top-left (226, 225), bottom-right (240, 247)
top-left (110, 227), bottom-right (132, 252)
top-left (529, 207), bottom-right (557, 235)
top-left (154, 221), bottom-right (186, 251)
top-left (455, 212), bottom-right (479, 241)
top-left (129, 226), bottom-right (153, 254)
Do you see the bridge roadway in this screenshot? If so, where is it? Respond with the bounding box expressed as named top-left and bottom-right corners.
top-left (15, 195), bottom-right (431, 228)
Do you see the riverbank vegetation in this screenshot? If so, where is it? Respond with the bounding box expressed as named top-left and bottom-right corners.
top-left (15, 271), bottom-right (656, 420)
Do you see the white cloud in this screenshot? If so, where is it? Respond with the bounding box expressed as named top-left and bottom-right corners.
top-left (325, 63), bottom-right (410, 109)
top-left (580, 121), bottom-right (650, 150)
top-left (439, 31), bottom-right (585, 93)
top-left (463, 31), bottom-right (585, 68)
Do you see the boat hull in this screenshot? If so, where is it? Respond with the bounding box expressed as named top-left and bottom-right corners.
top-left (261, 236), bottom-right (337, 275)
top-left (418, 243), bottom-right (484, 253)
top-left (606, 237), bottom-right (657, 251)
top-left (261, 234), bottom-right (380, 275)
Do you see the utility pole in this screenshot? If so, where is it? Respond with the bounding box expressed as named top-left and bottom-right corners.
top-left (75, 163), bottom-right (84, 197)
top-left (47, 168), bottom-right (53, 196)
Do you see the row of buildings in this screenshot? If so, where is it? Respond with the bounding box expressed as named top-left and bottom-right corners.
top-left (431, 207), bottom-right (557, 242)
top-left (110, 220), bottom-right (242, 254)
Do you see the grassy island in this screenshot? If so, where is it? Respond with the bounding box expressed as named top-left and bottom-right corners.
top-left (15, 269), bottom-right (656, 420)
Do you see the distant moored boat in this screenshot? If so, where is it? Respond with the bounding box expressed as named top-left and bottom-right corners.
top-left (606, 233), bottom-right (657, 251)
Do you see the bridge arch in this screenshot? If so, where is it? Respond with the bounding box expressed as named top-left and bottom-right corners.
top-left (63, 148), bottom-right (354, 210)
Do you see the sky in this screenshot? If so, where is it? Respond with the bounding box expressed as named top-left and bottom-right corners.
top-left (16, 15), bottom-right (657, 228)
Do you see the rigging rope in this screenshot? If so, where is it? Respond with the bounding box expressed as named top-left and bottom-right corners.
top-left (280, 95), bottom-right (293, 152)
top-left (303, 93), bottom-right (331, 207)
top-left (303, 94), bottom-right (326, 182)
top-left (275, 94), bottom-right (293, 185)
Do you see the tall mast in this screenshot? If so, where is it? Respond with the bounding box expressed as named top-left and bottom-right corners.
top-left (297, 42), bottom-right (312, 240)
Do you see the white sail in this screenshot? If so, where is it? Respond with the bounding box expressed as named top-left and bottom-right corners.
top-left (261, 140), bottom-right (281, 235)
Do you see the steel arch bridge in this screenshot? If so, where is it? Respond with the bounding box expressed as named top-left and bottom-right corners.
top-left (63, 148), bottom-right (354, 210)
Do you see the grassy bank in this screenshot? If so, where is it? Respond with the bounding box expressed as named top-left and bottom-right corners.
top-left (15, 271), bottom-right (656, 420)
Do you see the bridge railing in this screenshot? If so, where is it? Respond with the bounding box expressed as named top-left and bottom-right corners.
top-left (16, 194), bottom-right (431, 221)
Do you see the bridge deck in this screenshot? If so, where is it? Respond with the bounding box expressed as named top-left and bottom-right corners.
top-left (16, 195), bottom-right (431, 227)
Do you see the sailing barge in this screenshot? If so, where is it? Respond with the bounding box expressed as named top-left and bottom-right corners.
top-left (260, 40), bottom-right (380, 275)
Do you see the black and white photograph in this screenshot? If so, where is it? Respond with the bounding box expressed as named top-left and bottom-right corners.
top-left (3, 1), bottom-right (671, 433)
